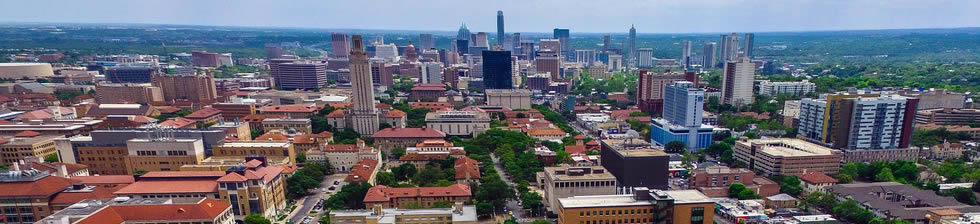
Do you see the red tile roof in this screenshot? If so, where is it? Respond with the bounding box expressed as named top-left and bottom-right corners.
top-left (565, 145), bottom-right (587, 154)
top-left (71, 175), bottom-right (135, 185)
top-left (75, 198), bottom-right (230, 224)
top-left (0, 175), bottom-right (72, 197)
top-left (139, 171), bottom-right (226, 179)
top-left (155, 106), bottom-right (181, 114)
top-left (454, 157), bottom-right (481, 180)
top-left (184, 108), bottom-right (222, 119)
top-left (14, 109), bottom-right (55, 121)
top-left (14, 130), bottom-right (41, 137)
top-left (410, 102), bottom-right (454, 111)
top-left (259, 104), bottom-right (321, 113)
top-left (399, 153), bottom-right (450, 162)
top-left (411, 83), bottom-right (447, 91)
top-left (114, 180), bottom-right (219, 194)
top-left (385, 109), bottom-right (406, 118)
top-left (326, 109), bottom-right (345, 118)
top-left (574, 135), bottom-right (586, 140)
top-left (372, 127), bottom-right (446, 138)
top-left (242, 114), bottom-right (286, 122)
top-left (363, 184), bottom-right (471, 202)
top-left (255, 132), bottom-right (289, 141)
top-left (796, 171), bottom-right (838, 184)
top-left (159, 117), bottom-right (196, 129)
top-left (50, 186), bottom-right (117, 204)
top-left (527, 128), bottom-right (566, 136)
top-left (346, 158), bottom-right (379, 182)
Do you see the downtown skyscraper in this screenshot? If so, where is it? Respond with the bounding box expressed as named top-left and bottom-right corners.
top-left (496, 10), bottom-right (505, 47)
top-left (331, 33), bottom-right (350, 59)
top-left (681, 40), bottom-right (692, 69)
top-left (702, 42), bottom-right (716, 69)
top-left (628, 25), bottom-right (636, 66)
top-left (553, 28), bottom-right (570, 61)
top-left (718, 33), bottom-right (740, 65)
top-left (483, 50), bottom-right (513, 89)
top-left (348, 35), bottom-right (379, 136)
top-left (743, 33), bottom-right (755, 58)
top-left (457, 23), bottom-right (471, 40)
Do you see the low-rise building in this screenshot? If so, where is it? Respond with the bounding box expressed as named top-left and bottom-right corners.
top-left (0, 169), bottom-right (117, 223)
top-left (0, 131), bottom-right (59, 166)
top-left (257, 104), bottom-right (321, 118)
top-left (796, 170), bottom-right (838, 195)
top-left (123, 138), bottom-right (206, 174)
top-left (395, 139), bottom-right (466, 168)
top-left (184, 107), bottom-right (223, 125)
top-left (556, 188), bottom-right (715, 224)
top-left (916, 108), bottom-right (980, 125)
top-left (758, 80), bottom-right (816, 97)
top-left (715, 199), bottom-right (768, 223)
top-left (689, 166), bottom-right (780, 197)
top-left (764, 193), bottom-right (798, 209)
top-left (372, 127), bottom-right (447, 154)
top-left (424, 110), bottom-right (491, 137)
top-left (345, 158), bottom-right (380, 184)
top-left (926, 141), bottom-right (967, 161)
top-left (485, 89), bottom-right (531, 110)
top-left (212, 141), bottom-right (297, 165)
top-left (362, 184), bottom-right (472, 209)
top-left (826, 182), bottom-right (980, 223)
top-left (733, 138), bottom-right (842, 176)
top-left (305, 140), bottom-right (380, 173)
top-left (210, 120), bottom-right (251, 141)
top-left (454, 157), bottom-right (480, 184)
top-left (261, 118), bottom-right (312, 134)
top-left (38, 197), bottom-right (234, 224)
top-left (539, 165), bottom-right (617, 213)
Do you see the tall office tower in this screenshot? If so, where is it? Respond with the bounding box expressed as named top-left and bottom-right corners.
top-left (421, 62), bottom-right (444, 84)
top-left (540, 39), bottom-right (562, 54)
top-left (535, 51), bottom-right (561, 81)
top-left (608, 55), bottom-right (623, 72)
top-left (519, 42), bottom-right (535, 60)
top-left (152, 71), bottom-right (218, 107)
top-left (553, 28), bottom-right (571, 61)
top-left (349, 35), bottom-right (379, 136)
top-left (628, 25), bottom-right (636, 66)
top-left (269, 58), bottom-right (328, 90)
top-left (331, 33), bottom-right (351, 59)
top-left (455, 39), bottom-right (470, 55)
top-left (576, 49), bottom-right (596, 66)
top-left (602, 35), bottom-right (611, 51)
top-left (724, 33), bottom-right (740, 62)
top-left (636, 48), bottom-right (654, 68)
top-left (370, 62), bottom-right (394, 87)
top-left (742, 33), bottom-right (755, 57)
top-left (721, 57), bottom-right (755, 106)
top-left (496, 10), bottom-right (505, 47)
top-left (681, 40), bottom-right (692, 69)
top-left (512, 33), bottom-right (521, 52)
top-left (702, 42), bottom-right (717, 69)
top-left (457, 23), bottom-right (471, 40)
top-left (799, 94), bottom-right (918, 152)
top-left (652, 81), bottom-right (712, 151)
top-left (264, 44), bottom-right (283, 59)
top-left (637, 70), bottom-right (687, 114)
top-left (483, 50), bottom-right (513, 89)
top-left (474, 32), bottom-right (490, 48)
top-left (419, 33), bottom-right (435, 50)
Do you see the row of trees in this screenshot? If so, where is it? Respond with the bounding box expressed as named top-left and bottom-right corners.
top-left (837, 160), bottom-right (919, 184)
top-left (285, 162), bottom-right (333, 199)
top-left (802, 192), bottom-right (913, 224)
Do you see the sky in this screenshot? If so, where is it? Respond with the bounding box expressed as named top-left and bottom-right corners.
top-left (0, 0), bottom-right (978, 33)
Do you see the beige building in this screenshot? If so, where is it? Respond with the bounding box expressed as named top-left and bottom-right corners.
top-left (916, 108), bottom-right (980, 125)
top-left (733, 138), bottom-right (842, 176)
top-left (211, 121), bottom-right (252, 141)
top-left (212, 141), bottom-right (297, 165)
top-left (95, 83), bottom-right (164, 104)
top-left (330, 203), bottom-right (477, 224)
top-left (557, 188), bottom-right (715, 224)
top-left (485, 89), bottom-right (531, 110)
top-left (424, 110), bottom-right (491, 137)
top-left (538, 165), bottom-right (617, 213)
top-left (152, 71), bottom-right (218, 108)
top-left (0, 132), bottom-right (59, 166)
top-left (305, 140), bottom-right (380, 173)
top-left (123, 138), bottom-right (206, 174)
top-left (261, 118), bottom-right (312, 134)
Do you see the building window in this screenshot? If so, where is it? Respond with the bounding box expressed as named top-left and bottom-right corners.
top-left (691, 207), bottom-right (705, 224)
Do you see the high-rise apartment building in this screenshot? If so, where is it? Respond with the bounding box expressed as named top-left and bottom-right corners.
top-left (721, 57), bottom-right (755, 106)
top-left (482, 50), bottom-right (513, 89)
top-left (636, 70), bottom-right (688, 114)
top-left (602, 35), bottom-right (611, 51)
top-left (370, 61), bottom-right (394, 88)
top-left (798, 94), bottom-right (918, 151)
top-left (265, 44), bottom-right (283, 59)
top-left (681, 40), bottom-right (693, 69)
top-left (758, 80), bottom-right (816, 97)
top-left (608, 55), bottom-right (623, 72)
top-left (702, 42), bottom-right (717, 69)
top-left (512, 33), bottom-right (522, 52)
top-left (373, 44), bottom-right (398, 61)
top-left (331, 33), bottom-right (351, 59)
top-left (651, 81), bottom-right (713, 151)
top-left (636, 48), bottom-right (654, 68)
top-left (718, 33), bottom-right (740, 66)
top-left (540, 39), bottom-right (561, 53)
top-left (575, 49), bottom-right (596, 65)
top-left (628, 25), bottom-right (636, 66)
top-left (496, 10), bottom-right (505, 47)
top-left (743, 33), bottom-right (755, 58)
top-left (421, 62), bottom-right (444, 84)
top-left (152, 72), bottom-right (219, 108)
top-left (535, 51), bottom-right (561, 81)
top-left (418, 33), bottom-right (435, 50)
top-left (268, 58), bottom-right (327, 90)
top-left (349, 35), bottom-right (380, 136)
top-left (553, 28), bottom-right (571, 61)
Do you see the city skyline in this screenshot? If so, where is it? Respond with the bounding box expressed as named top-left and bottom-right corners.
top-left (0, 0), bottom-right (978, 33)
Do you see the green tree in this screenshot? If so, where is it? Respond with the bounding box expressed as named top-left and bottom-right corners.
top-left (391, 147), bottom-right (406, 159)
top-left (376, 172), bottom-right (396, 186)
top-left (875, 167), bottom-right (895, 182)
top-left (720, 149), bottom-right (735, 164)
top-left (779, 176), bottom-right (804, 196)
top-left (476, 202), bottom-right (494, 218)
top-left (521, 191), bottom-right (544, 215)
top-left (243, 214), bottom-right (272, 224)
top-left (295, 153), bottom-right (306, 164)
top-left (531, 219), bottom-right (554, 224)
top-left (391, 163), bottom-right (417, 181)
top-left (729, 183), bottom-right (747, 198)
top-left (946, 187), bottom-right (977, 205)
top-left (737, 188), bottom-right (761, 200)
top-left (134, 169), bottom-right (148, 175)
top-left (705, 142), bottom-right (731, 157)
top-left (665, 141), bottom-right (686, 153)
top-left (431, 200), bottom-right (455, 208)
top-left (44, 153), bottom-right (59, 163)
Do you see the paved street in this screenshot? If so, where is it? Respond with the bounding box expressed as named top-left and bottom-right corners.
top-left (288, 174), bottom-right (346, 224)
top-left (490, 154), bottom-right (529, 222)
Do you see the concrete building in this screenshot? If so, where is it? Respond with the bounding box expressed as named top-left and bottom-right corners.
top-left (331, 33), bottom-right (351, 59)
top-left (916, 108), bottom-right (980, 125)
top-left (608, 54), bottom-right (623, 72)
top-left (123, 138), bottom-right (206, 174)
top-left (329, 203), bottom-right (477, 224)
top-left (636, 48), bottom-right (654, 68)
top-left (702, 42), bottom-right (717, 69)
top-left (191, 51), bottom-right (225, 67)
top-left (152, 71), bottom-right (218, 108)
top-left (268, 58), bottom-right (327, 90)
top-left (0, 63), bottom-right (55, 79)
top-left (56, 129), bottom-right (226, 174)
top-left (722, 56), bottom-right (755, 106)
top-left (600, 139), bottom-right (669, 189)
top-left (898, 89), bottom-right (967, 110)
top-left (305, 140), bottom-right (379, 173)
top-left (557, 188), bottom-right (715, 224)
top-left (758, 80), bottom-right (815, 97)
top-left (362, 184), bottom-right (472, 209)
top-left (105, 66), bottom-right (153, 83)
top-left (534, 51), bottom-right (561, 81)
top-left (576, 49), bottom-right (596, 65)
top-left (420, 61), bottom-right (444, 84)
top-left (94, 83), bottom-right (163, 104)
top-left (538, 165), bottom-right (617, 213)
top-left (0, 132), bottom-right (60, 166)
top-left (39, 197), bottom-right (234, 224)
top-left (733, 138), bottom-right (842, 176)
top-left (349, 35), bottom-right (381, 136)
top-left (485, 89), bottom-right (531, 110)
top-left (424, 110), bottom-right (491, 137)
top-left (212, 141), bottom-right (296, 165)
top-left (651, 81), bottom-right (713, 151)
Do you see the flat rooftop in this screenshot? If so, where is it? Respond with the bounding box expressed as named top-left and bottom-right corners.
top-left (543, 166), bottom-right (616, 181)
top-left (217, 142), bottom-right (292, 148)
top-left (558, 194), bottom-right (650, 209)
top-left (662, 190), bottom-right (713, 204)
top-left (331, 206), bottom-right (477, 223)
top-left (618, 148), bottom-right (668, 157)
top-left (740, 138), bottom-right (838, 157)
